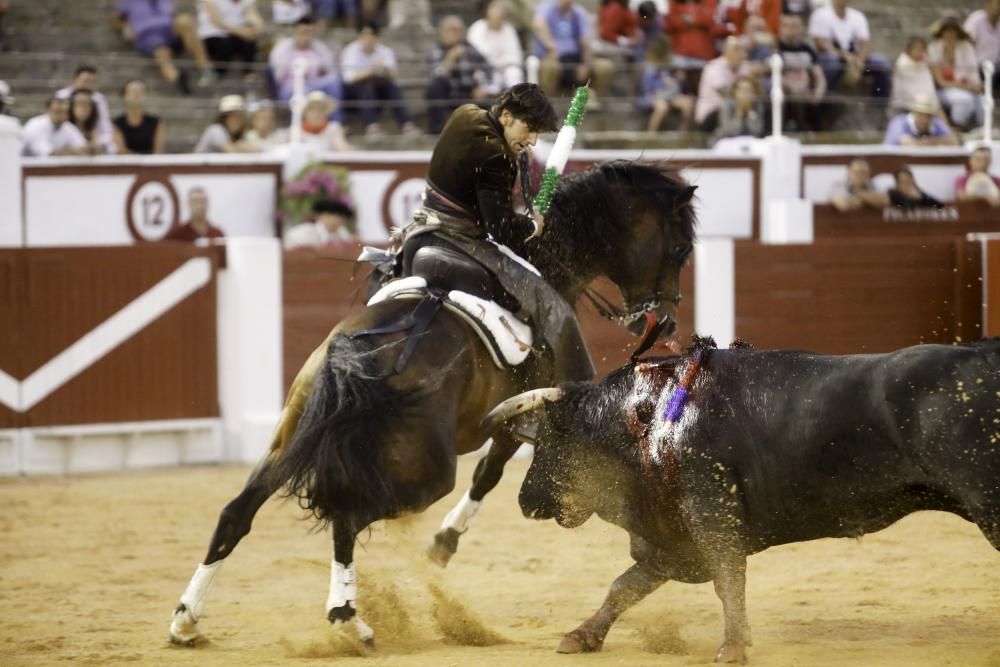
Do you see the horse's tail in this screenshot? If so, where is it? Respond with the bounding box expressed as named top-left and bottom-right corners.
top-left (272, 334), bottom-right (407, 532)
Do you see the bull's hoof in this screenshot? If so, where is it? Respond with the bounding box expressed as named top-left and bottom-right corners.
top-left (557, 629), bottom-right (604, 653)
top-left (426, 528), bottom-right (460, 568)
top-left (714, 642), bottom-right (748, 664)
top-left (168, 604), bottom-right (201, 647)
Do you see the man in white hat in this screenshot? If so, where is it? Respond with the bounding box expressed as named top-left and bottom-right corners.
top-left (883, 94), bottom-right (958, 146)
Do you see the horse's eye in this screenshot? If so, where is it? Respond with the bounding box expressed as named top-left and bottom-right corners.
top-left (673, 242), bottom-right (692, 259)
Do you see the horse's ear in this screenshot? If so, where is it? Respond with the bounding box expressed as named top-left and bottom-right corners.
top-left (679, 185), bottom-right (698, 205)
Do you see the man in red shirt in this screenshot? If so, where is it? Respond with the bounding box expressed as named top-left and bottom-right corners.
top-left (165, 187), bottom-right (225, 241)
top-left (664, 0), bottom-right (728, 92)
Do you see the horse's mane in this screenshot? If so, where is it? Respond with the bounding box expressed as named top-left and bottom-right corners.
top-left (528, 160), bottom-right (698, 279)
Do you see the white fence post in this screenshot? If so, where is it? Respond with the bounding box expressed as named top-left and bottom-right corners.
top-left (289, 57), bottom-right (308, 145)
top-left (0, 115), bottom-right (23, 247)
top-left (983, 61), bottom-right (995, 141)
top-left (769, 53), bottom-right (784, 139)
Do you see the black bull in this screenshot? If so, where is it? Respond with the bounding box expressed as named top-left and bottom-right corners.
top-left (486, 339), bottom-right (1000, 663)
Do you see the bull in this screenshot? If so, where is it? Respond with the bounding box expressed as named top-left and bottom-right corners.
top-left (482, 337), bottom-right (1000, 663)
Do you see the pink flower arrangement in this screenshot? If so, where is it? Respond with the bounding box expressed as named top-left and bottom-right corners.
top-left (281, 162), bottom-right (353, 224)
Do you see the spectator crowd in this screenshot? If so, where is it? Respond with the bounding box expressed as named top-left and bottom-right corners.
top-left (6, 0), bottom-right (1000, 157)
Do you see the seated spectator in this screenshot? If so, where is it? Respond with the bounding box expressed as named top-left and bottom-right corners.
top-left (166, 187), bottom-right (225, 242)
top-left (20, 96), bottom-right (88, 157)
top-left (596, 0), bottom-right (640, 57)
top-left (829, 157), bottom-right (889, 211)
top-left (468, 1), bottom-right (525, 91)
top-left (69, 90), bottom-right (114, 155)
top-left (198, 0), bottom-right (264, 79)
top-left (782, 0), bottom-right (811, 21)
top-left (639, 34), bottom-right (694, 132)
top-left (243, 100), bottom-right (289, 151)
top-left (113, 80), bottom-right (165, 154)
top-left (340, 22), bottom-right (418, 136)
top-left (928, 15), bottom-right (983, 131)
top-left (965, 0), bottom-right (1000, 95)
top-left (741, 14), bottom-right (776, 62)
top-left (113, 0), bottom-right (214, 92)
top-left (730, 0), bottom-right (781, 38)
top-left (532, 0), bottom-right (613, 106)
top-left (306, 0), bottom-right (356, 29)
top-left (665, 0), bottom-right (724, 94)
top-left (57, 66), bottom-right (114, 154)
top-left (285, 199), bottom-right (357, 247)
top-left (300, 90), bottom-right (355, 150)
top-left (194, 94), bottom-right (250, 152)
top-left (634, 1), bottom-right (663, 62)
top-left (695, 36), bottom-right (752, 132)
top-left (426, 16), bottom-right (492, 134)
top-left (269, 15), bottom-right (343, 117)
top-left (888, 167), bottom-right (943, 209)
top-left (883, 94), bottom-right (959, 146)
top-left (272, 0), bottom-right (311, 29)
top-left (890, 36), bottom-right (935, 115)
top-left (808, 0), bottom-right (890, 98)
top-left (777, 13), bottom-right (825, 131)
top-left (714, 75), bottom-right (765, 141)
top-left (955, 145), bottom-right (1000, 206)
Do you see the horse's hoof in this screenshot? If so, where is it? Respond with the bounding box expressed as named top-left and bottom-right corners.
top-left (168, 604), bottom-right (200, 646)
top-left (426, 528), bottom-right (460, 568)
top-left (557, 629), bottom-right (603, 654)
top-left (362, 636), bottom-right (375, 651)
top-left (714, 642), bottom-right (748, 664)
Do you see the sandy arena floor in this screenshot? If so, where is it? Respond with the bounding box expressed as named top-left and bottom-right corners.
top-left (1, 457), bottom-right (999, 666)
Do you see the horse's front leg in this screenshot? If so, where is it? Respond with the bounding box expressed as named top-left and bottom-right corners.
top-left (327, 514), bottom-right (375, 649)
top-left (427, 429), bottom-right (521, 567)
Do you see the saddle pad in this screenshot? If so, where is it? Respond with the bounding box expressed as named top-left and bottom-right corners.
top-left (365, 277), bottom-right (533, 367)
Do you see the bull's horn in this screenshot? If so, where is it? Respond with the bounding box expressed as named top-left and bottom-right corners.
top-left (480, 388), bottom-right (565, 433)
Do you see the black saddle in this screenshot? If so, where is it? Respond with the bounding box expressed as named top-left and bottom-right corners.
top-left (405, 241), bottom-right (519, 312)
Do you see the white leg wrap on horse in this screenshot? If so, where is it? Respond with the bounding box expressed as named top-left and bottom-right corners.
top-left (441, 490), bottom-right (481, 534)
top-left (353, 615), bottom-right (375, 642)
top-left (179, 561), bottom-right (222, 621)
top-left (326, 560), bottom-right (357, 613)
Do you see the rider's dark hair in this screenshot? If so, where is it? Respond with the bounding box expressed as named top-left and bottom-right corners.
top-left (490, 83), bottom-right (558, 133)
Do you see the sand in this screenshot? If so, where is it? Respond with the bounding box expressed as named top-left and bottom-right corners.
top-left (1, 457), bottom-right (998, 666)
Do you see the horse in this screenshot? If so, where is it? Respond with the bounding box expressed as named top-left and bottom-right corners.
top-left (167, 160), bottom-right (698, 648)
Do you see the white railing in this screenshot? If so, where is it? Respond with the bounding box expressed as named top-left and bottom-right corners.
top-left (289, 56), bottom-right (308, 145)
top-left (983, 61), bottom-right (995, 141)
top-left (769, 53), bottom-right (784, 139)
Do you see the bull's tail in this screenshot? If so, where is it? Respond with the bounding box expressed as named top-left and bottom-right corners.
top-left (272, 334), bottom-right (407, 532)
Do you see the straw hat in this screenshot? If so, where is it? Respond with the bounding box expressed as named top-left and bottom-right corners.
top-left (909, 93), bottom-right (939, 115)
top-left (217, 94), bottom-right (247, 114)
top-left (304, 90), bottom-right (336, 114)
top-left (930, 14), bottom-right (971, 41)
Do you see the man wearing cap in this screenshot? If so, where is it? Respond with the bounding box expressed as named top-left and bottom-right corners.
top-left (396, 83), bottom-right (595, 383)
top-left (883, 94), bottom-right (958, 146)
top-left (194, 94), bottom-right (249, 152)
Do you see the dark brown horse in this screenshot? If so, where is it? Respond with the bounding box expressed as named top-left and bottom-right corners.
top-left (168, 160), bottom-right (698, 648)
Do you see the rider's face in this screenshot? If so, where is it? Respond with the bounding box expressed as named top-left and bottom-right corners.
top-left (499, 110), bottom-right (539, 155)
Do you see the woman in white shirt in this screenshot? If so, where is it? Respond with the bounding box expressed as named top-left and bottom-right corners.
top-left (467, 0), bottom-right (524, 92)
top-left (928, 15), bottom-right (984, 129)
top-left (890, 36), bottom-right (936, 115)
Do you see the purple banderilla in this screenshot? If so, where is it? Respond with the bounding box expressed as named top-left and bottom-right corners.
top-left (661, 349), bottom-right (703, 423)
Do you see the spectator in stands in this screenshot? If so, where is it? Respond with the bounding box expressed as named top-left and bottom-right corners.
top-left (890, 36), bottom-right (936, 115)
top-left (269, 15), bottom-right (343, 115)
top-left (68, 90), bottom-right (114, 155)
top-left (829, 157), bottom-right (889, 211)
top-left (114, 0), bottom-right (215, 92)
top-left (300, 90), bottom-right (355, 150)
top-left (639, 34), bottom-right (694, 132)
top-left (634, 1), bottom-right (664, 62)
top-left (166, 187), bottom-right (225, 241)
top-left (714, 75), bottom-right (765, 141)
top-left (112, 80), bottom-right (165, 154)
top-left (883, 94), bottom-right (958, 146)
top-left (285, 199), bottom-right (358, 247)
top-left (243, 100), bottom-right (288, 151)
top-left (341, 22), bottom-right (418, 136)
top-left (965, 0), bottom-right (1000, 94)
top-left (665, 0), bottom-right (723, 93)
top-left (272, 0), bottom-right (311, 30)
top-left (955, 145), bottom-right (1000, 206)
top-left (426, 16), bottom-right (492, 134)
top-left (468, 1), bottom-right (525, 91)
top-left (808, 0), bottom-right (890, 98)
top-left (307, 0), bottom-right (356, 29)
top-left (740, 14), bottom-right (777, 62)
top-left (198, 0), bottom-right (264, 79)
top-left (888, 167), bottom-right (942, 210)
top-left (777, 13), bottom-right (825, 132)
top-left (194, 94), bottom-right (250, 152)
top-left (928, 15), bottom-right (984, 131)
top-left (58, 66), bottom-right (114, 154)
top-left (782, 0), bottom-right (811, 21)
top-left (730, 0), bottom-right (782, 38)
top-left (695, 36), bottom-right (752, 132)
top-left (20, 96), bottom-right (89, 157)
top-left (597, 0), bottom-right (640, 58)
top-left (532, 0), bottom-right (614, 107)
